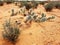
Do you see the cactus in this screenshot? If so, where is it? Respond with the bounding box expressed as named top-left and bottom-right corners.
top-left (41, 13), bottom-right (46, 17)
top-left (11, 9), bottom-right (14, 16)
top-left (36, 13), bottom-right (47, 22)
top-left (47, 16), bottom-right (55, 20)
top-left (33, 15), bottom-right (38, 20)
top-left (25, 15), bottom-right (31, 23)
top-left (2, 19), bottom-right (20, 45)
top-left (11, 9), bottom-right (18, 16)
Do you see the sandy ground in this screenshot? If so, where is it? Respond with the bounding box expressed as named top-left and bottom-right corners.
top-left (0, 3), bottom-right (60, 45)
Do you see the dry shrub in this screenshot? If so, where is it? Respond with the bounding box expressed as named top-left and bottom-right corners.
top-left (2, 19), bottom-right (20, 45)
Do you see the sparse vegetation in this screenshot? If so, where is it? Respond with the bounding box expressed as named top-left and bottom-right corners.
top-left (5, 0), bottom-right (14, 4)
top-left (37, 13), bottom-right (47, 22)
top-left (44, 3), bottom-right (54, 11)
top-left (34, 13), bottom-right (55, 22)
top-left (0, 1), bottom-right (4, 6)
top-left (19, 1), bottom-right (39, 10)
top-left (11, 9), bottom-right (14, 16)
top-left (39, 1), bottom-right (47, 5)
top-left (54, 2), bottom-right (60, 9)
top-left (21, 2), bottom-right (33, 10)
top-left (47, 16), bottom-right (55, 20)
top-left (0, 1), bottom-right (57, 45)
top-left (2, 19), bottom-right (20, 45)
top-left (11, 9), bottom-right (18, 16)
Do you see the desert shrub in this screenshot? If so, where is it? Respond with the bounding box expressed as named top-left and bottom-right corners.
top-left (5, 0), bottom-right (15, 4)
top-left (6, 2), bottom-right (12, 4)
top-left (2, 19), bottom-right (20, 45)
top-left (31, 1), bottom-right (39, 9)
top-left (21, 1), bottom-right (33, 10)
top-left (25, 3), bottom-right (32, 10)
top-left (0, 1), bottom-right (4, 6)
top-left (54, 2), bottom-right (60, 9)
top-left (44, 3), bottom-right (54, 11)
top-left (19, 1), bottom-right (38, 10)
top-left (39, 1), bottom-right (47, 5)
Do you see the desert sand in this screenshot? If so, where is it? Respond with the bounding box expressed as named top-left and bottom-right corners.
top-left (0, 3), bottom-right (60, 45)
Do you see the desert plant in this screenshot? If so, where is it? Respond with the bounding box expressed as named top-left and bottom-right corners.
top-left (20, 1), bottom-right (38, 10)
top-left (33, 15), bottom-right (38, 22)
top-left (32, 1), bottom-right (39, 9)
top-left (19, 1), bottom-right (32, 10)
top-left (18, 6), bottom-right (26, 15)
top-left (11, 9), bottom-right (14, 16)
top-left (55, 2), bottom-right (60, 9)
top-left (25, 15), bottom-right (31, 23)
top-left (2, 19), bottom-right (20, 45)
top-left (44, 3), bottom-right (54, 11)
top-left (39, 1), bottom-right (47, 5)
top-left (0, 1), bottom-right (4, 6)
top-left (11, 9), bottom-right (18, 16)
top-left (47, 16), bottom-right (55, 20)
top-left (40, 17), bottom-right (47, 22)
top-left (41, 13), bottom-right (46, 17)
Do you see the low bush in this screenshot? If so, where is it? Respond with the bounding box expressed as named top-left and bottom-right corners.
top-left (39, 1), bottom-right (47, 5)
top-left (55, 2), bottom-right (60, 9)
top-left (6, 2), bottom-right (12, 4)
top-left (19, 1), bottom-right (38, 10)
top-left (44, 3), bottom-right (54, 11)
top-left (31, 1), bottom-right (39, 9)
top-left (2, 19), bottom-right (20, 45)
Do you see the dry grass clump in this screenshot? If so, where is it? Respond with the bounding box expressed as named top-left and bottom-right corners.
top-left (2, 19), bottom-right (20, 45)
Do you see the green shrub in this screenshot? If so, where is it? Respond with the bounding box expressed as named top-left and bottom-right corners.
top-left (41, 13), bottom-right (46, 17)
top-left (2, 19), bottom-right (20, 45)
top-left (44, 3), bottom-right (54, 11)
